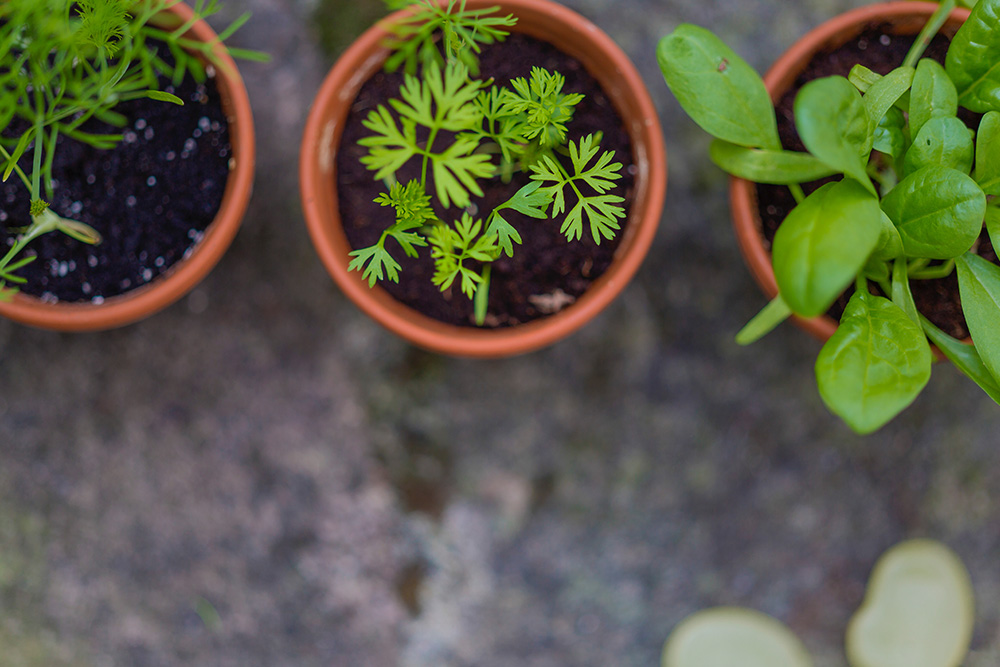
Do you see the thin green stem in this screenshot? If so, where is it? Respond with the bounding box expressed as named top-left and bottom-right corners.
top-left (910, 258), bottom-right (956, 280)
top-left (903, 0), bottom-right (956, 68)
top-left (789, 183), bottom-right (806, 205)
top-left (31, 81), bottom-right (45, 200)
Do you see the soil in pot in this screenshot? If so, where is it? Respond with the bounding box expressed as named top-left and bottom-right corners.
top-left (1, 53), bottom-right (231, 304)
top-left (336, 33), bottom-right (636, 328)
top-left (754, 25), bottom-right (993, 339)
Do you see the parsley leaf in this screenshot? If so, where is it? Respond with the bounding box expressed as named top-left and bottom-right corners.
top-left (530, 134), bottom-right (625, 243)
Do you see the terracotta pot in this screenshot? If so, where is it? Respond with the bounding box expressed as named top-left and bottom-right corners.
top-left (730, 2), bottom-right (971, 342)
top-left (300, 0), bottom-right (666, 358)
top-left (0, 2), bottom-right (256, 332)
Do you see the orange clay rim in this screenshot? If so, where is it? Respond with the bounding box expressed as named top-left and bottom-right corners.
top-left (300, 0), bottom-right (666, 359)
top-left (729, 1), bottom-right (971, 342)
top-left (0, 1), bottom-right (256, 332)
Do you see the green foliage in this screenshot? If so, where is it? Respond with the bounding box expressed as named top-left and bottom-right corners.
top-left (382, 0), bottom-right (516, 75)
top-left (0, 0), bottom-right (265, 299)
top-left (351, 1), bottom-right (626, 325)
top-left (663, 540), bottom-right (975, 667)
top-left (428, 213), bottom-right (499, 298)
top-left (530, 133), bottom-right (625, 244)
top-left (658, 0), bottom-right (1000, 433)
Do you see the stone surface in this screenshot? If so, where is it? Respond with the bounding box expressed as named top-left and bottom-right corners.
top-left (3, 0), bottom-right (1000, 665)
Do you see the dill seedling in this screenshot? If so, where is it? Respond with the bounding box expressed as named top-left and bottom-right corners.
top-left (0, 0), bottom-right (267, 301)
top-left (351, 0), bottom-right (626, 325)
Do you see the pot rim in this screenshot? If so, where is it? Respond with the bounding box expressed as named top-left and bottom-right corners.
top-left (300, 0), bottom-right (666, 358)
top-left (0, 1), bottom-right (256, 332)
top-left (729, 1), bottom-right (972, 342)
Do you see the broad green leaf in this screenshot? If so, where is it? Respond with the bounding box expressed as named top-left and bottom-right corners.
top-left (871, 210), bottom-right (904, 261)
top-left (735, 294), bottom-right (793, 345)
top-left (863, 257), bottom-right (889, 283)
top-left (922, 315), bottom-right (1000, 403)
top-left (772, 180), bottom-right (882, 317)
top-left (975, 111), bottom-right (1000, 194)
top-left (657, 24), bottom-right (781, 149)
top-left (873, 107), bottom-right (906, 157)
top-left (709, 140), bottom-right (837, 183)
top-left (945, 0), bottom-right (1000, 112)
top-left (795, 76), bottom-right (875, 194)
top-left (863, 66), bottom-right (914, 139)
top-left (846, 540), bottom-right (974, 667)
top-left (902, 116), bottom-right (974, 176)
top-left (956, 252), bottom-right (1000, 383)
top-left (909, 59), bottom-right (958, 137)
top-left (892, 257), bottom-right (920, 326)
top-left (880, 165), bottom-right (986, 259)
top-left (985, 204), bottom-right (1000, 253)
top-left (815, 291), bottom-right (932, 434)
top-left (662, 608), bottom-right (812, 667)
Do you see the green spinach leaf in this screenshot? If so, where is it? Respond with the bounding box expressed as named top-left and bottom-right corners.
top-left (922, 315), bottom-right (1000, 404)
top-left (902, 116), bottom-right (974, 176)
top-left (975, 111), bottom-right (1000, 194)
top-left (815, 291), bottom-right (931, 434)
top-left (880, 165), bottom-right (986, 258)
top-left (909, 58), bottom-right (958, 137)
top-left (708, 140), bottom-right (837, 183)
top-left (956, 252), bottom-right (1000, 383)
top-left (945, 0), bottom-right (1000, 112)
top-left (863, 65), bottom-right (915, 141)
top-left (795, 76), bottom-right (875, 194)
top-left (657, 25), bottom-right (781, 150)
top-left (772, 180), bottom-right (882, 316)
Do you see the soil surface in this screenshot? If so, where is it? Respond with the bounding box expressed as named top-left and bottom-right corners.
top-left (0, 63), bottom-right (231, 303)
top-left (754, 26), bottom-right (991, 338)
top-left (336, 33), bottom-right (636, 328)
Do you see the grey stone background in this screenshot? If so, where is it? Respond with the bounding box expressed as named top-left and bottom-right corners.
top-left (2, 0), bottom-right (1000, 665)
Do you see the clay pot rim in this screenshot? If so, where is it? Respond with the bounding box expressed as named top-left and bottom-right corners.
top-left (729, 1), bottom-right (972, 342)
top-left (300, 0), bottom-right (666, 358)
top-left (0, 1), bottom-right (256, 332)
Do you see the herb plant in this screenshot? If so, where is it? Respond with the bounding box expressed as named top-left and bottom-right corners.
top-left (0, 0), bottom-right (266, 301)
top-left (658, 0), bottom-right (1000, 433)
top-left (348, 0), bottom-right (626, 325)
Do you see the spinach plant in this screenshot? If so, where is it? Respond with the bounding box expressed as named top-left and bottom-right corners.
top-left (0, 0), bottom-right (266, 300)
top-left (658, 0), bottom-right (1000, 433)
top-left (349, 0), bottom-right (626, 325)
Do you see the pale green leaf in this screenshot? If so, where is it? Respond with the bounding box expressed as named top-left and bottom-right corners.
top-left (662, 607), bottom-right (812, 667)
top-left (846, 540), bottom-right (974, 667)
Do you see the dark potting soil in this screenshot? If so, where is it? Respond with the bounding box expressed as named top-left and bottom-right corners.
top-left (1, 62), bottom-right (231, 303)
top-left (755, 26), bottom-right (992, 339)
top-left (336, 33), bottom-right (636, 328)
